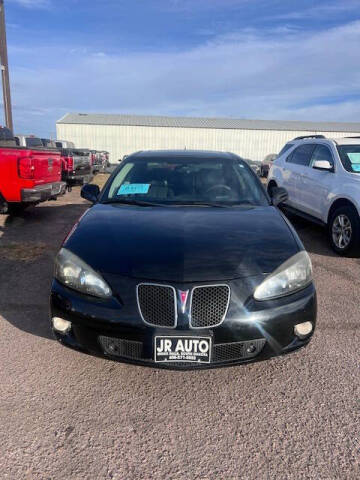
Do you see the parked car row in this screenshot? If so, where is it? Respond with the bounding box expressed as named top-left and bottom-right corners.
top-left (0, 127), bottom-right (106, 215)
top-left (51, 137), bottom-right (360, 371)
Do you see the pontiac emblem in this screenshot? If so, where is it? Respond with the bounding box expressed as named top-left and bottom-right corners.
top-left (179, 290), bottom-right (189, 313)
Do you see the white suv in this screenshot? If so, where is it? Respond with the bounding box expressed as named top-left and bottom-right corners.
top-left (267, 135), bottom-right (360, 256)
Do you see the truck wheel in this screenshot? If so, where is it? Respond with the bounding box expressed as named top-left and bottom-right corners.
top-left (7, 203), bottom-right (29, 216)
top-left (329, 205), bottom-right (360, 257)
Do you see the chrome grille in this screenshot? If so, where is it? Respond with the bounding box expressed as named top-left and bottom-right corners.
top-left (99, 336), bottom-right (143, 359)
top-left (137, 284), bottom-right (177, 327)
top-left (190, 285), bottom-right (230, 328)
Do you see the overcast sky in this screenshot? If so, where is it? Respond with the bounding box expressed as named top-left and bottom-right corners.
top-left (3, 0), bottom-right (360, 136)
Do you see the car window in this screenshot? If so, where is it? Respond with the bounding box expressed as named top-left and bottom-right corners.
top-left (287, 144), bottom-right (315, 166)
top-left (108, 162), bottom-right (135, 197)
top-left (278, 144), bottom-right (293, 157)
top-left (73, 149), bottom-right (89, 156)
top-left (25, 137), bottom-right (43, 148)
top-left (337, 145), bottom-right (360, 173)
top-left (310, 145), bottom-right (333, 167)
top-left (104, 157), bottom-right (269, 206)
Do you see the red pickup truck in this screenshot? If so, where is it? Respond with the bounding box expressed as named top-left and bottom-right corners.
top-left (0, 127), bottom-right (66, 215)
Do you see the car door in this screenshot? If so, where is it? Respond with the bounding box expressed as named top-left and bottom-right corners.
top-left (299, 144), bottom-right (335, 220)
top-left (283, 143), bottom-right (315, 209)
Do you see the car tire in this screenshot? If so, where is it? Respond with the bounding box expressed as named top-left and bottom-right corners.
top-left (328, 205), bottom-right (360, 257)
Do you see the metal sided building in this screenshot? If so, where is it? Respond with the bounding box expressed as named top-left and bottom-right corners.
top-left (56, 113), bottom-right (360, 163)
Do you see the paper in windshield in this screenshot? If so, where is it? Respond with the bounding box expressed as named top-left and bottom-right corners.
top-left (118, 184), bottom-right (150, 195)
top-left (347, 153), bottom-right (360, 172)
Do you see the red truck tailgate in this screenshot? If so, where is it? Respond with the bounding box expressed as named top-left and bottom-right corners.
top-left (0, 147), bottom-right (64, 202)
top-left (31, 149), bottom-right (62, 184)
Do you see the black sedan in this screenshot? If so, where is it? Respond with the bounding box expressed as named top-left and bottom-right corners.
top-left (50, 150), bottom-right (316, 369)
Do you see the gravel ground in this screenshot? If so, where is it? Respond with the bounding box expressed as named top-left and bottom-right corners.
top-left (0, 183), bottom-right (359, 480)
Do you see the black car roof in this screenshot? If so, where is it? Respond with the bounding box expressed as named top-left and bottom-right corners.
top-left (129, 150), bottom-right (239, 160)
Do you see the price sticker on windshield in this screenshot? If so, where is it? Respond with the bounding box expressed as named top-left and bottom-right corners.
top-left (348, 153), bottom-right (360, 164)
top-left (118, 184), bottom-right (150, 195)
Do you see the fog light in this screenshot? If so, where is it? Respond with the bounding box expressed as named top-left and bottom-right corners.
top-left (246, 344), bottom-right (256, 354)
top-left (294, 321), bottom-right (313, 338)
top-left (52, 317), bottom-right (71, 334)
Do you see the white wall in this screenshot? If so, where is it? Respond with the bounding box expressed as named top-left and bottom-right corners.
top-left (56, 123), bottom-right (360, 163)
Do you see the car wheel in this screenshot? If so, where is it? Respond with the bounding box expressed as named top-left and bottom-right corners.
top-left (329, 206), bottom-right (360, 256)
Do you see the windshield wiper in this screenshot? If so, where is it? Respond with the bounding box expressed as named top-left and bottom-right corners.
top-left (102, 198), bottom-right (166, 207)
top-left (173, 201), bottom-right (255, 208)
top-left (187, 202), bottom-right (230, 208)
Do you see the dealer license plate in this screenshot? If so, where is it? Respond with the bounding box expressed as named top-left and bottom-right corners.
top-left (154, 336), bottom-right (211, 363)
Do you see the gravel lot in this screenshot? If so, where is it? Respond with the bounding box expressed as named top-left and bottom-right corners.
top-left (0, 178), bottom-right (359, 480)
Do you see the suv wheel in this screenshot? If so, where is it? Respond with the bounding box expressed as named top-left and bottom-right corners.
top-left (329, 206), bottom-right (360, 256)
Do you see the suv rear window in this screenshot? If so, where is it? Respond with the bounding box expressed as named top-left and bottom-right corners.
top-left (25, 137), bottom-right (43, 148)
top-left (287, 144), bottom-right (315, 166)
top-left (337, 145), bottom-right (360, 173)
top-left (73, 149), bottom-right (90, 156)
top-left (0, 127), bottom-right (14, 141)
top-left (61, 148), bottom-right (72, 156)
top-left (0, 127), bottom-right (16, 147)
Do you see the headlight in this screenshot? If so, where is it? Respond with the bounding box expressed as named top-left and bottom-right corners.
top-left (54, 248), bottom-right (112, 298)
top-left (254, 251), bottom-right (312, 301)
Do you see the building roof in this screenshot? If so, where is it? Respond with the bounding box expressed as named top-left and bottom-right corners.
top-left (57, 112), bottom-right (360, 133)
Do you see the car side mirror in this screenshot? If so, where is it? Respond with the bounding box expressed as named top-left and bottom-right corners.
top-left (270, 186), bottom-right (288, 207)
top-left (312, 160), bottom-right (333, 171)
top-left (81, 183), bottom-right (100, 203)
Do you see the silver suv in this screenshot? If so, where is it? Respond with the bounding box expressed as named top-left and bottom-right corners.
top-left (267, 135), bottom-right (360, 256)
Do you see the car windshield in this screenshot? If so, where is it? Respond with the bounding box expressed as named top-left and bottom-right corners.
top-left (337, 145), bottom-right (360, 173)
top-left (102, 156), bottom-right (269, 206)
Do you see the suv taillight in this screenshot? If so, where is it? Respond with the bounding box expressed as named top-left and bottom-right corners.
top-left (18, 156), bottom-right (35, 179)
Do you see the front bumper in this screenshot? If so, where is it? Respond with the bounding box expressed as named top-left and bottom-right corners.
top-left (50, 278), bottom-right (317, 370)
top-left (21, 182), bottom-right (66, 203)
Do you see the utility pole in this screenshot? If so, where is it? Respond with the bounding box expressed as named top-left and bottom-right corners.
top-left (0, 0), bottom-right (13, 132)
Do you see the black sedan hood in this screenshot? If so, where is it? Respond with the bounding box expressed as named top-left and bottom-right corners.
top-left (65, 204), bottom-right (299, 282)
